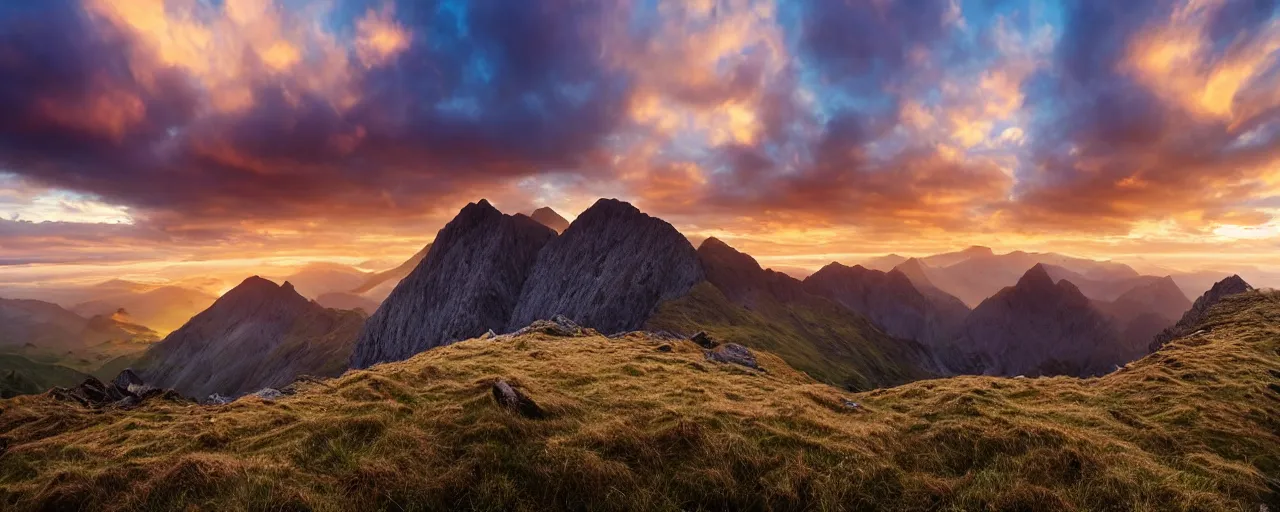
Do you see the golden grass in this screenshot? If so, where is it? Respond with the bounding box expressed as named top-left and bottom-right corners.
top-left (1, 293), bottom-right (1278, 511)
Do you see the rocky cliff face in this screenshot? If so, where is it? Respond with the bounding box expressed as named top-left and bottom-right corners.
top-left (351, 200), bottom-right (556, 368)
top-left (508, 198), bottom-right (704, 334)
top-left (530, 207), bottom-right (571, 233)
top-left (803, 262), bottom-right (966, 347)
top-left (1149, 275), bottom-right (1253, 352)
top-left (951, 264), bottom-right (1125, 377)
top-left (137, 276), bottom-right (366, 398)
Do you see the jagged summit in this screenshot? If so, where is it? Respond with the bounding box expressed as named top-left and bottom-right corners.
top-left (352, 200), bottom-right (556, 368)
top-left (136, 275), bottom-right (365, 398)
top-left (1016, 263), bottom-right (1055, 289)
top-left (529, 206), bottom-right (570, 233)
top-left (1149, 275), bottom-right (1253, 352)
top-left (508, 198), bottom-right (703, 334)
top-left (952, 263), bottom-right (1122, 377)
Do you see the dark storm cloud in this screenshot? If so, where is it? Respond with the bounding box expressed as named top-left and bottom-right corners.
top-left (0, 0), bottom-right (630, 223)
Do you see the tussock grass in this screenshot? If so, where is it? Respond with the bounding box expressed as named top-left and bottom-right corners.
top-left (1, 293), bottom-right (1278, 511)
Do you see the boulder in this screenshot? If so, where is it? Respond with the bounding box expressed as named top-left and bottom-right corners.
top-left (491, 379), bottom-right (544, 419)
top-left (690, 331), bottom-right (719, 349)
top-left (705, 343), bottom-right (760, 370)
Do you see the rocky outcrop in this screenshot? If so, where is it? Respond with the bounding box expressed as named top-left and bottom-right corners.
top-left (803, 262), bottom-right (967, 347)
top-left (705, 343), bottom-right (760, 370)
top-left (352, 200), bottom-right (556, 368)
top-left (48, 370), bottom-right (184, 409)
top-left (508, 198), bottom-right (704, 334)
top-left (137, 276), bottom-right (366, 398)
top-left (951, 264), bottom-right (1126, 377)
top-left (1149, 275), bottom-right (1253, 352)
top-left (530, 207), bottom-right (571, 233)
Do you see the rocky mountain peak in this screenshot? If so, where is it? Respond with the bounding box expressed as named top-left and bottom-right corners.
top-left (136, 275), bottom-right (365, 398)
top-left (953, 264), bottom-right (1123, 377)
top-left (351, 200), bottom-right (557, 368)
top-left (1016, 264), bottom-right (1056, 289)
top-left (508, 198), bottom-right (703, 334)
top-left (1149, 275), bottom-right (1253, 352)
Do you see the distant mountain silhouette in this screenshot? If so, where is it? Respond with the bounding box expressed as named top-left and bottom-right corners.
top-left (315, 292), bottom-right (381, 314)
top-left (871, 248), bottom-right (1153, 307)
top-left (349, 244), bottom-right (432, 300)
top-left (950, 265), bottom-right (1128, 377)
top-left (1149, 275), bottom-right (1253, 352)
top-left (70, 284), bottom-right (216, 335)
top-left (137, 276), bottom-right (366, 398)
top-left (352, 200), bottom-right (556, 369)
top-left (803, 262), bottom-right (967, 347)
top-left (279, 262), bottom-right (370, 300)
top-left (529, 206), bottom-right (571, 233)
top-left (0, 298), bottom-right (158, 381)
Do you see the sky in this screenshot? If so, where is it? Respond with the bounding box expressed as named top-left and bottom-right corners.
top-left (1, 0), bottom-right (1279, 291)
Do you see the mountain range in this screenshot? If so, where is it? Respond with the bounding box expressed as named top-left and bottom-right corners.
top-left (0, 199), bottom-right (1252, 400)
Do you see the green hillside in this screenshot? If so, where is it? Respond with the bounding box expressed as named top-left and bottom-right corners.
top-left (0, 354), bottom-right (90, 398)
top-left (0, 292), bottom-right (1277, 511)
top-left (647, 282), bottom-right (936, 390)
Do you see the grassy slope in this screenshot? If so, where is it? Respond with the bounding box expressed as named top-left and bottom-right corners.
top-left (0, 293), bottom-right (1278, 511)
top-left (646, 282), bottom-right (934, 390)
top-left (0, 355), bottom-right (90, 399)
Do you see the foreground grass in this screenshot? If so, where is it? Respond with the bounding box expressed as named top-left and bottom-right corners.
top-left (1, 293), bottom-right (1278, 511)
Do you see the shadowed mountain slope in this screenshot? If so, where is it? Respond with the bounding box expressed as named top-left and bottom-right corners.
top-left (1149, 275), bottom-right (1254, 352)
top-left (351, 200), bottom-right (556, 369)
top-left (951, 265), bottom-right (1130, 377)
top-left (803, 261), bottom-right (968, 347)
top-left (136, 277), bottom-right (366, 398)
top-left (509, 198), bottom-right (704, 334)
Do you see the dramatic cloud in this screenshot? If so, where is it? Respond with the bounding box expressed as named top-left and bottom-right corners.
top-left (1, 0), bottom-right (1278, 279)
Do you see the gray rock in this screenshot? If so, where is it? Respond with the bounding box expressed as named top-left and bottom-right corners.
top-left (841, 399), bottom-right (860, 409)
top-left (352, 200), bottom-right (556, 368)
top-left (690, 331), bottom-right (718, 349)
top-left (206, 393), bottom-right (234, 405)
top-left (509, 315), bottom-right (590, 337)
top-left (479, 329), bottom-right (498, 340)
top-left (705, 343), bottom-right (760, 370)
top-left (491, 379), bottom-right (544, 418)
top-left (137, 276), bottom-right (366, 398)
top-left (1149, 275), bottom-right (1252, 352)
top-left (252, 388), bottom-right (284, 401)
top-left (508, 198), bottom-right (704, 335)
